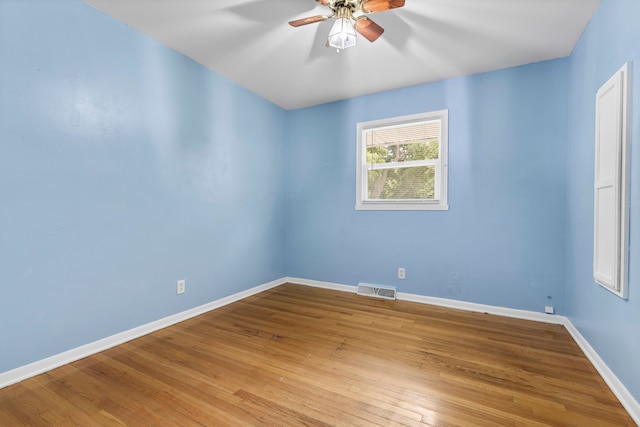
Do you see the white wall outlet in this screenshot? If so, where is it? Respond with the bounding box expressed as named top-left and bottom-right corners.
top-left (398, 268), bottom-right (406, 280)
top-left (177, 279), bottom-right (185, 295)
top-left (545, 305), bottom-right (555, 314)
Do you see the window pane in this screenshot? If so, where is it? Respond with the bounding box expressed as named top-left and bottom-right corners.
top-left (366, 140), bottom-right (439, 164)
top-left (367, 165), bottom-right (436, 200)
top-left (365, 122), bottom-right (439, 165)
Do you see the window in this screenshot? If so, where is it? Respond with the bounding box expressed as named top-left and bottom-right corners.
top-left (356, 110), bottom-right (448, 211)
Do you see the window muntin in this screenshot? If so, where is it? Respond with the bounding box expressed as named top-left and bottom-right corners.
top-left (356, 111), bottom-right (448, 210)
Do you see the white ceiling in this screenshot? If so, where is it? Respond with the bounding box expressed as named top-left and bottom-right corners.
top-left (83, 0), bottom-right (599, 110)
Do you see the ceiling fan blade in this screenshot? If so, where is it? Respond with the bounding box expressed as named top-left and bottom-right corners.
top-left (355, 17), bottom-right (384, 42)
top-left (361, 0), bottom-right (405, 13)
top-left (289, 15), bottom-right (330, 27)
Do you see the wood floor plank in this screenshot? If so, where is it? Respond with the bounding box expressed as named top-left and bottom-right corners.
top-left (0, 283), bottom-right (634, 426)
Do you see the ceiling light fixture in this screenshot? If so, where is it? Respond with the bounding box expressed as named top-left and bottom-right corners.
top-left (327, 7), bottom-right (357, 51)
top-left (289, 0), bottom-right (405, 53)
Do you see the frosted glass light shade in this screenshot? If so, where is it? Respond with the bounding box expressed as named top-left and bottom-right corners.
top-left (327, 17), bottom-right (357, 50)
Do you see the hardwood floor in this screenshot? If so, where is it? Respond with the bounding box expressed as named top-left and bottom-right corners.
top-left (0, 283), bottom-right (634, 426)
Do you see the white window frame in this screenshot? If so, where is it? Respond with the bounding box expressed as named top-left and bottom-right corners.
top-left (356, 110), bottom-right (449, 211)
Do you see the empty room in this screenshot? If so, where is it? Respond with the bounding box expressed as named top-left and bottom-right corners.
top-left (1, 0), bottom-right (639, 425)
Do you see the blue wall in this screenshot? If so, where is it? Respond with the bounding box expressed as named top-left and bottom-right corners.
top-left (0, 0), bottom-right (287, 373)
top-left (286, 59), bottom-right (569, 314)
top-left (565, 0), bottom-right (640, 402)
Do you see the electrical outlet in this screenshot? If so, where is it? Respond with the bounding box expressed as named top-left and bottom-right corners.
top-left (545, 305), bottom-right (554, 314)
top-left (177, 279), bottom-right (185, 295)
top-left (398, 268), bottom-right (406, 280)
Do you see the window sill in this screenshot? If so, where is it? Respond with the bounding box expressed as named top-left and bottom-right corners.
top-left (355, 202), bottom-right (449, 211)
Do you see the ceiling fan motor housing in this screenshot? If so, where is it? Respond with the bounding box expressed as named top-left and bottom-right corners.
top-left (329, 0), bottom-right (360, 14)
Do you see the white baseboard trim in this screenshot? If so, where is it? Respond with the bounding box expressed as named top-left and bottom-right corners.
top-left (563, 320), bottom-right (640, 425)
top-left (396, 292), bottom-right (567, 325)
top-left (0, 277), bottom-right (286, 390)
top-left (285, 277), bottom-right (565, 324)
top-left (283, 277), bottom-right (357, 293)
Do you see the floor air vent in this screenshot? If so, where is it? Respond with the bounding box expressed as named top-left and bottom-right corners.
top-left (357, 283), bottom-right (397, 300)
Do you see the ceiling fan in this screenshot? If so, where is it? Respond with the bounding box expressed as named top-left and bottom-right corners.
top-left (289, 0), bottom-right (406, 51)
